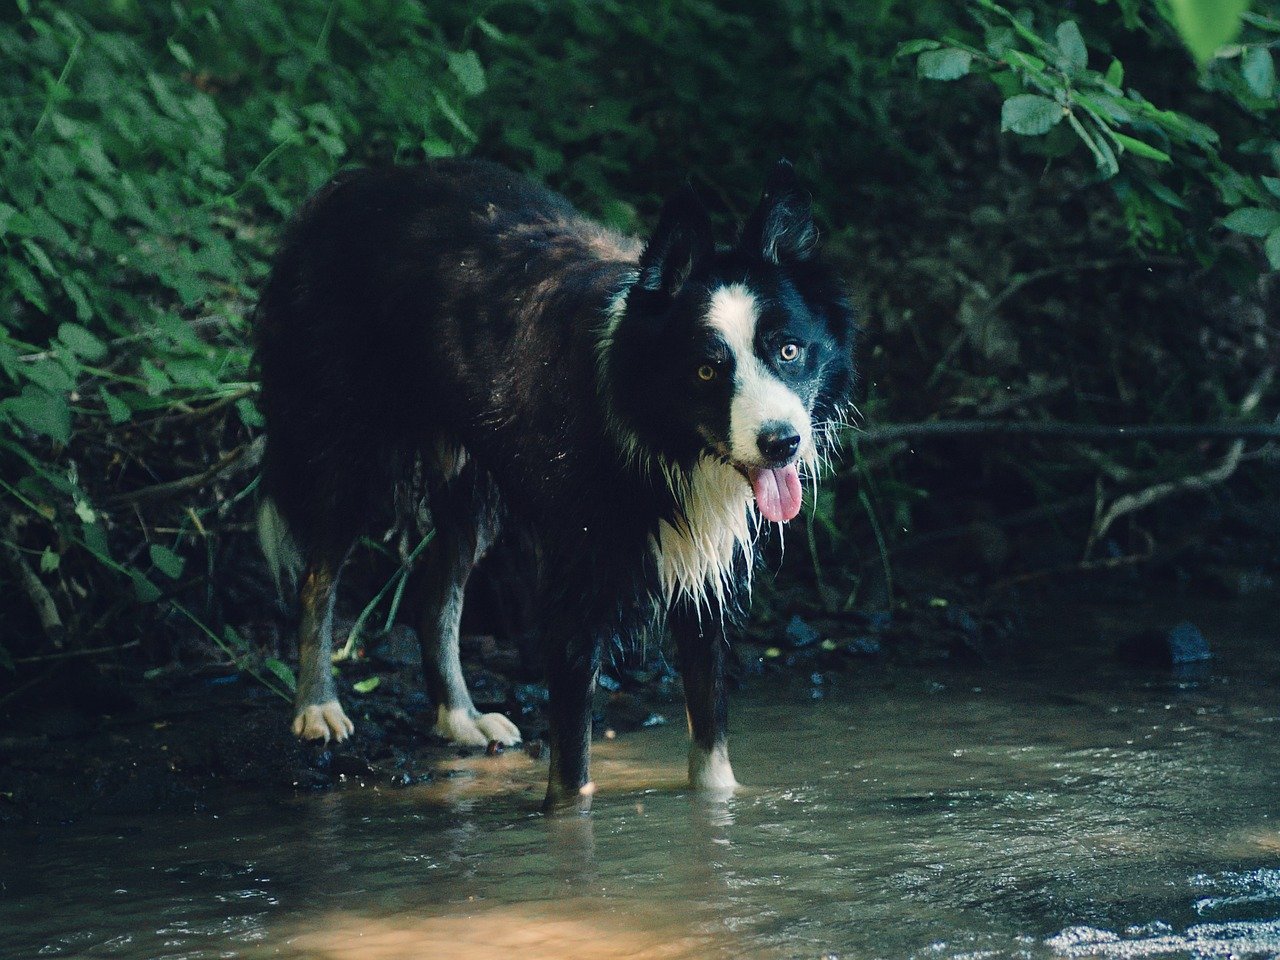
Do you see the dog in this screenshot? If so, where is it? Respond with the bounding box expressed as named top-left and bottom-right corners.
top-left (255, 158), bottom-right (855, 808)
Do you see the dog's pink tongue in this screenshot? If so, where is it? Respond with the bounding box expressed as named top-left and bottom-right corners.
top-left (750, 464), bottom-right (803, 523)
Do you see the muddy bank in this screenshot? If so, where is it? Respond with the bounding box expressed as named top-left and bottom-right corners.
top-left (0, 580), bottom-right (1025, 828)
top-left (4, 560), bottom-right (1275, 830)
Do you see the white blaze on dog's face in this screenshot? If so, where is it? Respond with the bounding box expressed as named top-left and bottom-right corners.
top-left (609, 160), bottom-right (854, 543)
top-left (703, 283), bottom-right (811, 523)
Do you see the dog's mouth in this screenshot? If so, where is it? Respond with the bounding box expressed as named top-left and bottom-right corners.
top-left (705, 434), bottom-right (805, 523)
top-left (730, 461), bottom-right (804, 524)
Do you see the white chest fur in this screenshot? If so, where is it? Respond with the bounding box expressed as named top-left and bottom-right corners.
top-left (653, 456), bottom-right (757, 610)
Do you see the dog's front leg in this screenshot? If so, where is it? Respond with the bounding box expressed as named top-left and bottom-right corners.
top-left (671, 606), bottom-right (738, 794)
top-left (542, 632), bottom-right (600, 813)
top-left (292, 559), bottom-right (355, 743)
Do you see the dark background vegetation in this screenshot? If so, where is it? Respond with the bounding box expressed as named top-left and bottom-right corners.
top-left (2, 0), bottom-right (1279, 702)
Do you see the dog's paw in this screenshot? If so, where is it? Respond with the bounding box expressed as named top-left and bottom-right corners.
top-left (475, 711), bottom-right (522, 746)
top-left (434, 705), bottom-right (522, 747)
top-left (293, 701), bottom-right (355, 743)
top-left (689, 743), bottom-right (738, 793)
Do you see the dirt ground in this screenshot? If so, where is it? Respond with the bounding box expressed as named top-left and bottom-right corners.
top-left (0, 585), bottom-right (1015, 828)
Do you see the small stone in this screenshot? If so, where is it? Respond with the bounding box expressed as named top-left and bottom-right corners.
top-left (784, 615), bottom-right (821, 648)
top-left (1168, 621), bottom-right (1212, 664)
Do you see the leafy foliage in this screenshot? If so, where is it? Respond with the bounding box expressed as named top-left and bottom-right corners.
top-left (1, 0), bottom-right (1277, 678)
top-left (900, 0), bottom-right (1280, 263)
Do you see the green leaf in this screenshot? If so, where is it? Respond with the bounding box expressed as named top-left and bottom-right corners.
top-left (352, 676), bottom-right (381, 694)
top-left (1056, 21), bottom-right (1088, 75)
top-left (1168, 0), bottom-right (1249, 63)
top-left (1144, 179), bottom-right (1189, 211)
top-left (82, 521), bottom-right (110, 560)
top-left (1223, 207), bottom-right (1280, 237)
top-left (895, 39), bottom-right (943, 58)
top-left (447, 50), bottom-right (487, 96)
top-left (1243, 47), bottom-right (1277, 98)
top-left (1104, 58), bottom-right (1125, 88)
top-left (99, 387), bottom-right (131, 424)
top-left (167, 39), bottom-right (194, 69)
top-left (264, 658), bottom-right (297, 693)
top-left (917, 48), bottom-right (973, 81)
top-left (1263, 176), bottom-right (1280, 199)
top-left (3, 387), bottom-right (71, 443)
top-left (20, 358), bottom-right (75, 393)
top-left (58, 323), bottom-right (107, 361)
top-left (39, 547), bottom-right (60, 573)
top-left (0, 202), bottom-right (34, 238)
top-left (236, 397), bottom-right (264, 428)
top-left (1001, 94), bottom-right (1064, 136)
top-left (433, 92), bottom-right (477, 141)
top-left (1111, 132), bottom-right (1172, 163)
top-left (132, 572), bottom-right (163, 603)
top-left (1266, 229), bottom-right (1280, 270)
top-left (149, 543), bottom-right (185, 579)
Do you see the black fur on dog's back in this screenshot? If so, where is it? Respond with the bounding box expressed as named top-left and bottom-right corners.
top-left (258, 161), bottom-right (668, 625)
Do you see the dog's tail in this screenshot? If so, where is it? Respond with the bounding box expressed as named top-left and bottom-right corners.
top-left (257, 497), bottom-right (302, 596)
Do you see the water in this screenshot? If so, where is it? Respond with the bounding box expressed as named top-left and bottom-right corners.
top-left (4, 596), bottom-right (1280, 960)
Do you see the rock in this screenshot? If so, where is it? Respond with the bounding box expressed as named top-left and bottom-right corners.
top-left (1168, 621), bottom-right (1212, 664)
top-left (785, 615), bottom-right (822, 648)
top-left (846, 636), bottom-right (882, 655)
top-left (1117, 621), bottom-right (1212, 668)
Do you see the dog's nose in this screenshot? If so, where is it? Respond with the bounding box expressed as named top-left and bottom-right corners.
top-left (757, 424), bottom-right (801, 464)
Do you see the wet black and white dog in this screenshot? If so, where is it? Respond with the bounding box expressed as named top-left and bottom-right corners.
top-left (256, 159), bottom-right (855, 808)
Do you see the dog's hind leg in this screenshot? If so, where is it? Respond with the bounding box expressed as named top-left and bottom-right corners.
top-left (419, 464), bottom-right (521, 748)
top-left (671, 605), bottom-right (738, 794)
top-left (542, 627), bottom-right (601, 812)
top-left (293, 554), bottom-right (355, 743)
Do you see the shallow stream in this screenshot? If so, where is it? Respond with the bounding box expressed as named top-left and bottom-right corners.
top-left (4, 596), bottom-right (1280, 959)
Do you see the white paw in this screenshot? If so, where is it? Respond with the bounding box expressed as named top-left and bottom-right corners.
top-left (292, 700), bottom-right (355, 743)
top-left (475, 711), bottom-right (523, 746)
top-left (434, 705), bottom-right (522, 747)
top-left (689, 742), bottom-right (739, 793)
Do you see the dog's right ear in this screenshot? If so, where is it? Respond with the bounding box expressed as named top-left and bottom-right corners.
top-left (636, 186), bottom-right (713, 298)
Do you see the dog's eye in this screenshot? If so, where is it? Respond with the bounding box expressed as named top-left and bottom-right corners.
top-left (779, 343), bottom-right (801, 362)
top-left (697, 364), bottom-right (717, 382)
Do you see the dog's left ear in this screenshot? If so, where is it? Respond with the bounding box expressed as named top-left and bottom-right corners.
top-left (637, 185), bottom-right (714, 298)
top-left (740, 159), bottom-right (818, 264)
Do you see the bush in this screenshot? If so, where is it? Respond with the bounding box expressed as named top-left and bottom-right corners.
top-left (1, 0), bottom-right (1276, 676)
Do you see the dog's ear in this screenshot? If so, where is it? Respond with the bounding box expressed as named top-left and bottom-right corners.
top-left (740, 159), bottom-right (818, 264)
top-left (637, 185), bottom-right (714, 297)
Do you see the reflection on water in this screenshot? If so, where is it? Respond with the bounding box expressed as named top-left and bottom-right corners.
top-left (3, 596), bottom-right (1280, 960)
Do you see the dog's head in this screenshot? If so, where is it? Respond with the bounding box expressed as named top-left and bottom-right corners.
top-left (606, 161), bottom-right (856, 523)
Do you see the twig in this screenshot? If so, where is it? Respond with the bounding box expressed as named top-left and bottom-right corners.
top-left (851, 420), bottom-right (1280, 444)
top-left (106, 435), bottom-right (265, 506)
top-left (1, 512), bottom-right (64, 648)
top-left (993, 529), bottom-right (1157, 591)
top-left (13, 640), bottom-right (140, 664)
top-left (1084, 366), bottom-right (1276, 557)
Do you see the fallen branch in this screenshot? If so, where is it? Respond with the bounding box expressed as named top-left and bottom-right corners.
top-left (1084, 365), bottom-right (1276, 557)
top-left (993, 529), bottom-right (1157, 591)
top-left (851, 420), bottom-right (1280, 444)
top-left (106, 435), bottom-right (265, 506)
top-left (13, 639), bottom-right (140, 664)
